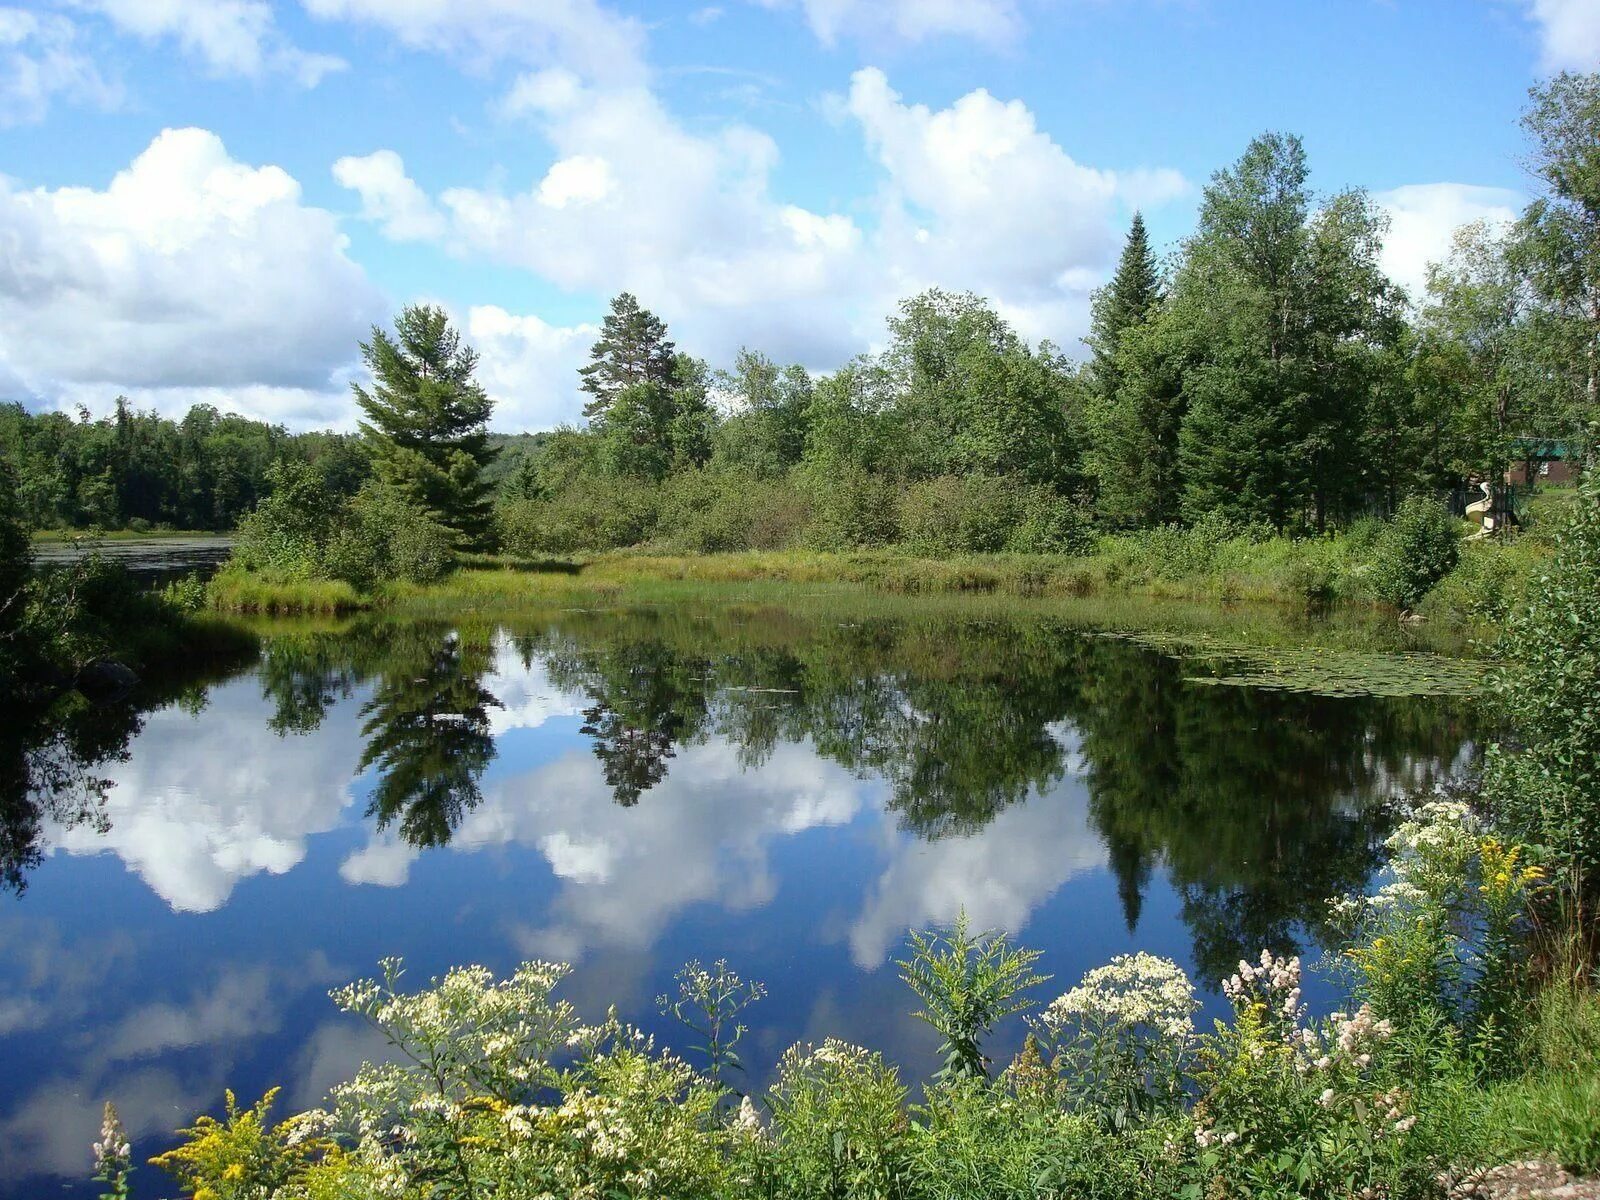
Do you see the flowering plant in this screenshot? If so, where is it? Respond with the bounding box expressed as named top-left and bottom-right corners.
top-left (1033, 952), bottom-right (1199, 1125)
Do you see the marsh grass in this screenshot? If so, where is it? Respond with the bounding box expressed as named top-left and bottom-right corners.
top-left (208, 567), bottom-right (365, 615)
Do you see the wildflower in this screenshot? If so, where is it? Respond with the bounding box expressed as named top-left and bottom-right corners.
top-left (1318, 1088), bottom-right (1336, 1108)
top-left (732, 1095), bottom-right (764, 1139)
top-left (91, 1102), bottom-right (131, 1200)
top-left (1045, 953), bottom-right (1198, 1040)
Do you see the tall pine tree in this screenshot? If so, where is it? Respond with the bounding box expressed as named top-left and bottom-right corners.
top-left (354, 305), bottom-right (497, 551)
top-left (1086, 213), bottom-right (1180, 527)
top-left (1087, 212), bottom-right (1161, 401)
top-left (579, 293), bottom-right (680, 423)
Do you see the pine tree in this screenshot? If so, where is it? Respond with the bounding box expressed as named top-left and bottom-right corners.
top-left (579, 293), bottom-right (679, 423)
top-left (354, 305), bottom-right (497, 551)
top-left (1086, 214), bottom-right (1177, 526)
top-left (1087, 212), bottom-right (1161, 403)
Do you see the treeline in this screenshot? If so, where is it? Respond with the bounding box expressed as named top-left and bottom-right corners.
top-left (500, 77), bottom-right (1596, 556)
top-left (0, 400), bottom-right (366, 532)
top-left (0, 398), bottom-right (548, 535)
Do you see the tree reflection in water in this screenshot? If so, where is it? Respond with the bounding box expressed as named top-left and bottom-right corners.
top-left (7, 604), bottom-right (1478, 979)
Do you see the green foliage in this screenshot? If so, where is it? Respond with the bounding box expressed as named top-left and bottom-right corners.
top-left (798, 465), bottom-right (901, 551)
top-left (0, 399), bottom-right (368, 534)
top-left (1483, 476), bottom-right (1600, 895)
top-left (763, 1039), bottom-right (913, 1199)
top-left (579, 291), bottom-right (681, 422)
top-left (150, 1088), bottom-right (332, 1200)
top-left (323, 482), bottom-right (454, 590)
top-left (355, 304), bottom-right (497, 551)
top-left (496, 474), bottom-right (660, 555)
top-left (232, 463), bottom-right (453, 593)
top-left (898, 475), bottom-right (1091, 557)
top-left (897, 911), bottom-right (1049, 1080)
top-left (658, 960), bottom-right (766, 1095)
top-left (1369, 494), bottom-right (1461, 609)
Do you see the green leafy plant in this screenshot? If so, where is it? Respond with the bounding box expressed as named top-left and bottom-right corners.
top-left (897, 910), bottom-right (1048, 1080)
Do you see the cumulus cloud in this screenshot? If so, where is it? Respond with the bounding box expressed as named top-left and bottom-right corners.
top-left (753, 0), bottom-right (1023, 47)
top-left (1375, 183), bottom-right (1523, 305)
top-left (1524, 0), bottom-right (1600, 72)
top-left (0, 127), bottom-right (384, 425)
top-left (0, 6), bottom-right (119, 125)
top-left (337, 68), bottom-right (1184, 420)
top-left (847, 776), bottom-right (1105, 968)
top-left (464, 305), bottom-right (596, 429)
top-left (71, 0), bottom-right (344, 84)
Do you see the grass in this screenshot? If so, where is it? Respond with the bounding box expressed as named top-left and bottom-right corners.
top-left (208, 566), bottom-right (364, 615)
top-left (1481, 981), bottom-right (1600, 1175)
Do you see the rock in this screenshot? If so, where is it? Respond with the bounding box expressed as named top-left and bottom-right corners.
top-left (75, 659), bottom-right (139, 704)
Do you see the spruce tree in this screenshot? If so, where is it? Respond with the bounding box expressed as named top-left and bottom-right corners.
top-left (1087, 212), bottom-right (1161, 403)
top-left (579, 293), bottom-right (680, 423)
top-left (1086, 213), bottom-right (1176, 526)
top-left (354, 305), bottom-right (497, 551)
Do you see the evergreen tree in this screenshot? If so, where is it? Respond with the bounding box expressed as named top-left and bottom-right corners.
top-left (1087, 212), bottom-right (1161, 403)
top-left (579, 293), bottom-right (680, 423)
top-left (1175, 133), bottom-right (1397, 530)
top-left (1085, 214), bottom-right (1182, 527)
top-left (354, 305), bottom-right (497, 551)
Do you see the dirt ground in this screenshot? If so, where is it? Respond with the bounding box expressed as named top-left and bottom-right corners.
top-left (1452, 1161), bottom-right (1600, 1199)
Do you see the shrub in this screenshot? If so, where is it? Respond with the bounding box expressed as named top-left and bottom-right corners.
top-left (799, 466), bottom-right (900, 550)
top-left (1369, 494), bottom-right (1461, 609)
top-left (1482, 476), bottom-right (1600, 896)
top-left (898, 475), bottom-right (1091, 557)
top-left (323, 482), bottom-right (453, 589)
top-left (496, 475), bottom-right (659, 555)
top-left (232, 460), bottom-right (337, 579)
top-left (764, 1039), bottom-right (913, 1197)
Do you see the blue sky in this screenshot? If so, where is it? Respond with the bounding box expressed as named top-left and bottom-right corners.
top-left (0, 0), bottom-right (1592, 430)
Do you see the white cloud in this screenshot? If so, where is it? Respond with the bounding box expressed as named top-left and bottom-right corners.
top-left (338, 68), bottom-right (1182, 415)
top-left (1375, 183), bottom-right (1523, 304)
top-left (1525, 0), bottom-right (1600, 72)
top-left (847, 777), bottom-right (1105, 968)
top-left (72, 0), bottom-right (345, 84)
top-left (0, 127), bottom-right (384, 426)
top-left (754, 0), bottom-right (1023, 47)
top-left (332, 148), bottom-right (446, 240)
top-left (300, 0), bottom-right (648, 85)
top-left (845, 67), bottom-right (1176, 344)
top-left (0, 7), bottom-right (119, 125)
top-left (464, 305), bottom-right (596, 428)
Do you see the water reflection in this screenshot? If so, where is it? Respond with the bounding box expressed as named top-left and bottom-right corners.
top-left (0, 604), bottom-right (1480, 1197)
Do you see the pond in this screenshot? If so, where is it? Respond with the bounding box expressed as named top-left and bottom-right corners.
top-left (0, 600), bottom-right (1481, 1195)
top-left (30, 535), bottom-right (235, 587)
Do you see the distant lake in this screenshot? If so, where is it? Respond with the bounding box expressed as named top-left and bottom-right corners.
top-left (0, 601), bottom-right (1479, 1195)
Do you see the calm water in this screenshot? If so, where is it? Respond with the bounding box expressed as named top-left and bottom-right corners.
top-left (0, 601), bottom-right (1478, 1194)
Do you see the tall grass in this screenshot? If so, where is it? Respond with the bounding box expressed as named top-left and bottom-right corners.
top-left (208, 567), bottom-right (365, 615)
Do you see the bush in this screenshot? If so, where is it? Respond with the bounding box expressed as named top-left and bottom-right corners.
top-left (1369, 494), bottom-right (1461, 609)
top-left (799, 466), bottom-right (900, 550)
top-left (1483, 476), bottom-right (1600, 894)
top-left (232, 461), bottom-right (337, 579)
top-left (496, 475), bottom-right (659, 555)
top-left (899, 475), bottom-right (1091, 557)
top-left (653, 470), bottom-right (810, 553)
top-left (323, 482), bottom-right (453, 589)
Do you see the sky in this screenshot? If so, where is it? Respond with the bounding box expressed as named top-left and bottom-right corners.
top-left (0, 0), bottom-right (1594, 432)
